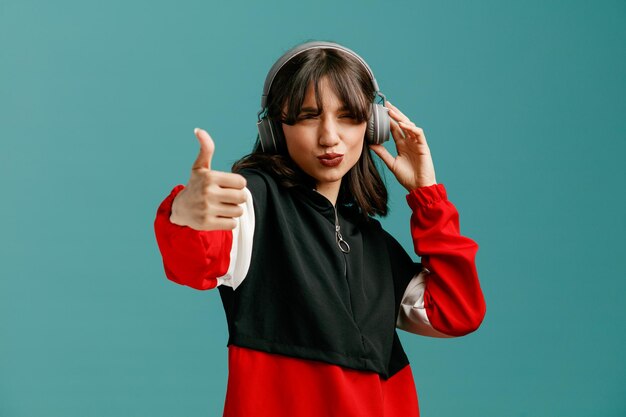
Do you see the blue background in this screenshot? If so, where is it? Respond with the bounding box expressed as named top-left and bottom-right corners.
top-left (1, 1), bottom-right (625, 416)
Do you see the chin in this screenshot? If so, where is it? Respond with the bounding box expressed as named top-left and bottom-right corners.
top-left (322, 166), bottom-right (346, 178)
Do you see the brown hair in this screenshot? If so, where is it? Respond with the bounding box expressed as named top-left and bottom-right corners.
top-left (232, 43), bottom-right (388, 218)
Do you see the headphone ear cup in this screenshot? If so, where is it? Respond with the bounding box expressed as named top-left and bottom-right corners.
top-left (366, 103), bottom-right (390, 145)
top-left (257, 117), bottom-right (285, 153)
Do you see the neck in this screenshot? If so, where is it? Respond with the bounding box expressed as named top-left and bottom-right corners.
top-left (315, 180), bottom-right (341, 207)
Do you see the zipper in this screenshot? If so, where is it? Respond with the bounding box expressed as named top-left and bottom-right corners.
top-left (312, 189), bottom-right (350, 253)
top-left (333, 204), bottom-right (350, 279)
top-left (313, 190), bottom-right (352, 317)
top-left (333, 205), bottom-right (350, 254)
top-left (313, 189), bottom-right (350, 277)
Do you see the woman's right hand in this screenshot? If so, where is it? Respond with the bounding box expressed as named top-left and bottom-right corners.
top-left (169, 128), bottom-right (248, 231)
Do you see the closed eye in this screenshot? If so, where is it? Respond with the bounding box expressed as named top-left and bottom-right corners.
top-left (297, 114), bottom-right (357, 121)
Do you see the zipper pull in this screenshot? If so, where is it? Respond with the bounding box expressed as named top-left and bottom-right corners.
top-left (334, 206), bottom-right (350, 253)
top-left (312, 188), bottom-right (351, 254)
top-left (336, 226), bottom-right (351, 253)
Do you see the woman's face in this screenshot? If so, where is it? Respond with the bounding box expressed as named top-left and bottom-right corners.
top-left (281, 76), bottom-right (367, 194)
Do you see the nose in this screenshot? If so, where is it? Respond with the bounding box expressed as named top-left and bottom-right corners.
top-left (318, 117), bottom-right (340, 147)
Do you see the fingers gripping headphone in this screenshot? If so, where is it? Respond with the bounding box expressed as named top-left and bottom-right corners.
top-left (256, 41), bottom-right (390, 153)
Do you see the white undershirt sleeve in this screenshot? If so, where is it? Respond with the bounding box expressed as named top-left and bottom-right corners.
top-left (215, 187), bottom-right (255, 290)
top-left (396, 267), bottom-right (454, 338)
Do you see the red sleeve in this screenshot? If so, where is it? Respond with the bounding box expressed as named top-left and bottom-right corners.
top-left (406, 183), bottom-right (486, 336)
top-left (153, 185), bottom-right (233, 290)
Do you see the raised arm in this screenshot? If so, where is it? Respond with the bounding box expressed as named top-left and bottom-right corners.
top-left (396, 183), bottom-right (486, 337)
top-left (368, 101), bottom-right (485, 337)
top-left (153, 128), bottom-right (254, 290)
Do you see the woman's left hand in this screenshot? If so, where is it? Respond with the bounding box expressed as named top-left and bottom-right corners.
top-left (369, 101), bottom-right (437, 191)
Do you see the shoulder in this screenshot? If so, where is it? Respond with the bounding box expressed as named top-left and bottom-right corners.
top-left (365, 218), bottom-right (403, 250)
top-left (237, 167), bottom-right (272, 184)
top-left (350, 213), bottom-right (384, 232)
top-left (235, 167), bottom-right (284, 215)
top-left (236, 167), bottom-right (277, 195)
top-left (348, 214), bottom-right (396, 244)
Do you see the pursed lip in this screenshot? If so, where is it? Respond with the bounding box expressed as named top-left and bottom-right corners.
top-left (317, 153), bottom-right (344, 160)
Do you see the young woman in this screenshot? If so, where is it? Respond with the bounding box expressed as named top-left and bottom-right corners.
top-left (154, 40), bottom-right (486, 417)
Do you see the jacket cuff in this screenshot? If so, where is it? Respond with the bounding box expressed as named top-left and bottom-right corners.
top-left (157, 184), bottom-right (187, 229)
top-left (405, 183), bottom-right (448, 209)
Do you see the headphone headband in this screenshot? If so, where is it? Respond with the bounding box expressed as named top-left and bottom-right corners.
top-left (260, 41), bottom-right (380, 109)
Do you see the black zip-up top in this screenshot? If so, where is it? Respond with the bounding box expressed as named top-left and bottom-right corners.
top-left (217, 168), bottom-right (420, 379)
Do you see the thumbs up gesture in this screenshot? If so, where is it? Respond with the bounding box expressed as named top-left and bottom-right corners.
top-left (170, 128), bottom-right (248, 231)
